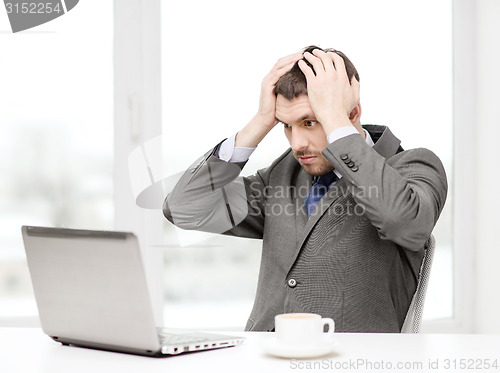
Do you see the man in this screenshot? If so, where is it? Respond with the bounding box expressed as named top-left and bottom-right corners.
top-left (163, 46), bottom-right (448, 333)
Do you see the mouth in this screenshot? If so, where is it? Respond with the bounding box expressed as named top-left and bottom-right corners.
top-left (298, 156), bottom-right (317, 165)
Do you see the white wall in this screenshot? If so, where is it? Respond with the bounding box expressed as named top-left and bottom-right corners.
top-left (451, 0), bottom-right (500, 335)
top-left (473, 0), bottom-right (500, 333)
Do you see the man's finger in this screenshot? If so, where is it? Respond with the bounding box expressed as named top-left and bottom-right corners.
top-left (303, 51), bottom-right (325, 77)
top-left (351, 76), bottom-right (360, 89)
top-left (298, 59), bottom-right (315, 80)
top-left (275, 61), bottom-right (296, 76)
top-left (329, 52), bottom-right (348, 80)
top-left (273, 52), bottom-right (303, 71)
top-left (351, 76), bottom-right (361, 102)
top-left (268, 61), bottom-right (296, 83)
top-left (312, 49), bottom-right (335, 74)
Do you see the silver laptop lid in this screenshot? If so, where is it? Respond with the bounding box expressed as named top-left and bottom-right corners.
top-left (22, 226), bottom-right (161, 353)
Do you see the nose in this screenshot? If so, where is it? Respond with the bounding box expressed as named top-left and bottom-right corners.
top-left (290, 127), bottom-right (309, 152)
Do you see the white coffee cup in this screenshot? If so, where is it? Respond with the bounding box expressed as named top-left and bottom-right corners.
top-left (274, 313), bottom-right (335, 346)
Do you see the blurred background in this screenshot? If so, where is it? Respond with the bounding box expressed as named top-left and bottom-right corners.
top-left (1, 0), bottom-right (498, 333)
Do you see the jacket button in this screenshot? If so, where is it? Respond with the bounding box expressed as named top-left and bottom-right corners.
top-left (351, 166), bottom-right (359, 172)
top-left (340, 154), bottom-right (348, 160)
top-left (287, 278), bottom-right (297, 288)
top-left (347, 161), bottom-right (355, 168)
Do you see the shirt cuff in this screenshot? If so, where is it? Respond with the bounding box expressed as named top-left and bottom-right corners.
top-left (218, 132), bottom-right (256, 163)
top-left (326, 126), bottom-right (359, 144)
top-left (327, 127), bottom-right (375, 147)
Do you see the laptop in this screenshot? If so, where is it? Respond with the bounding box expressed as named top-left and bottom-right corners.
top-left (21, 225), bottom-right (245, 357)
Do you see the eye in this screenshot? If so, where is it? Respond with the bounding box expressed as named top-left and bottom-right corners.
top-left (304, 120), bottom-right (317, 127)
top-left (282, 122), bottom-right (291, 130)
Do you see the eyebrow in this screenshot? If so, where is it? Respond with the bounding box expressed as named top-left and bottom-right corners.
top-left (275, 113), bottom-right (317, 125)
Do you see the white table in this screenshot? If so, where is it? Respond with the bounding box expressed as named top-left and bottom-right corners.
top-left (1, 328), bottom-right (499, 373)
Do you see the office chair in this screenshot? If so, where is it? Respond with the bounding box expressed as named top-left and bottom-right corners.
top-left (401, 234), bottom-right (435, 333)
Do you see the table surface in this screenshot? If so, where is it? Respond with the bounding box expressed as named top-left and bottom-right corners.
top-left (1, 328), bottom-right (500, 373)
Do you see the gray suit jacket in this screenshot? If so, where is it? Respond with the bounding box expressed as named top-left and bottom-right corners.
top-left (163, 125), bottom-right (448, 333)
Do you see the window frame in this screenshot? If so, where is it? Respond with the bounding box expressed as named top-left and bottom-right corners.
top-left (421, 0), bottom-right (476, 333)
top-left (113, 0), bottom-right (164, 326)
top-left (118, 0), bottom-right (471, 332)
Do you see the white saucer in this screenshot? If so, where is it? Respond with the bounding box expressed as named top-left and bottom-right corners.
top-left (262, 336), bottom-right (338, 359)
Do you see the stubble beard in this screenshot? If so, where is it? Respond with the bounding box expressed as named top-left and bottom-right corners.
top-left (293, 151), bottom-right (334, 176)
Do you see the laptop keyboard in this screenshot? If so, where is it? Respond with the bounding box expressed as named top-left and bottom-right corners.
top-left (158, 331), bottom-right (210, 346)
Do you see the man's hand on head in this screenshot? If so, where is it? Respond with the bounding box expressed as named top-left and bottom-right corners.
top-left (298, 49), bottom-right (360, 136)
top-left (257, 52), bottom-right (303, 128)
top-left (235, 52), bottom-right (302, 148)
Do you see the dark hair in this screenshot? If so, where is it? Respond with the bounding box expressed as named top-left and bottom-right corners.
top-left (273, 45), bottom-right (360, 100)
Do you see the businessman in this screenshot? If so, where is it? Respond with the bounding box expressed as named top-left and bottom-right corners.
top-left (163, 46), bottom-right (448, 332)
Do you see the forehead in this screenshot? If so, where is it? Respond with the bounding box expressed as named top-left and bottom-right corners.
top-left (275, 94), bottom-right (315, 124)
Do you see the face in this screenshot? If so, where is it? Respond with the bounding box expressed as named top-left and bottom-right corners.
top-left (275, 94), bottom-right (333, 176)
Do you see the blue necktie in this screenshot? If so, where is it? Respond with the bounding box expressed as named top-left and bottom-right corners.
top-left (304, 171), bottom-right (338, 216)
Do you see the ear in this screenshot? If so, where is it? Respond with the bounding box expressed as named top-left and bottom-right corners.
top-left (349, 103), bottom-right (362, 125)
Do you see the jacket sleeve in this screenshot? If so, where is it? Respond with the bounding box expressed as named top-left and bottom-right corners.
top-left (162, 141), bottom-right (272, 239)
top-left (322, 134), bottom-right (448, 251)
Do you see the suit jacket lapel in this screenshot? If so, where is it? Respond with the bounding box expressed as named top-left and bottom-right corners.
top-left (293, 167), bottom-right (311, 245)
top-left (292, 177), bottom-right (348, 265)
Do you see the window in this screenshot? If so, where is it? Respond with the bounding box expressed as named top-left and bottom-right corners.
top-left (0, 0), bottom-right (113, 324)
top-left (161, 0), bottom-right (453, 328)
top-left (0, 0), bottom-right (454, 330)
